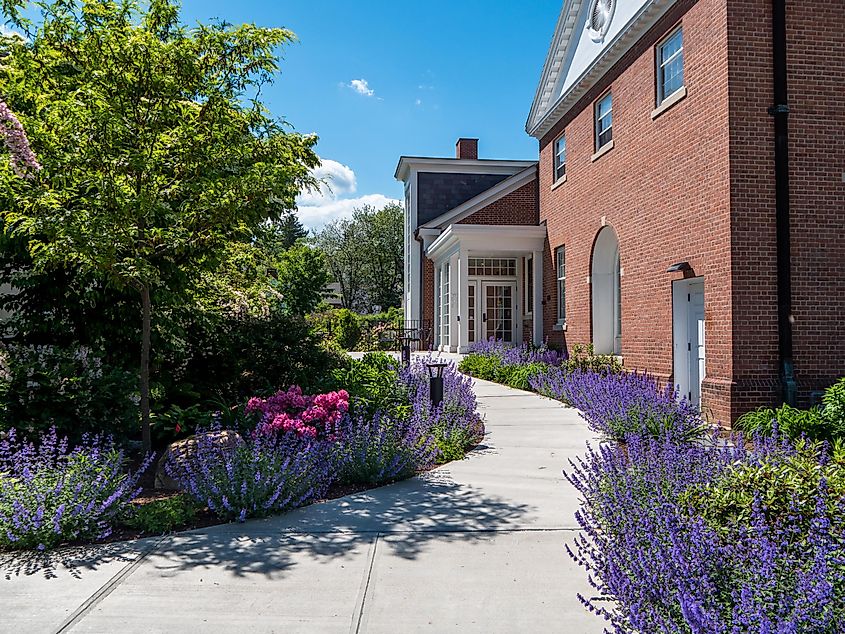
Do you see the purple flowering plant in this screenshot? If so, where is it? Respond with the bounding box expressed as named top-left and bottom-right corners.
top-left (399, 356), bottom-right (484, 462)
top-left (164, 428), bottom-right (333, 522)
top-left (531, 368), bottom-right (707, 443)
top-left (331, 411), bottom-right (437, 486)
top-left (460, 339), bottom-right (565, 391)
top-left (0, 427), bottom-right (151, 550)
top-left (567, 431), bottom-right (845, 632)
top-left (467, 338), bottom-right (566, 367)
top-left (164, 355), bottom-right (483, 523)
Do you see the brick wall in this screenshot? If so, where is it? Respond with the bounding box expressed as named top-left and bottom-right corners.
top-left (538, 0), bottom-right (736, 422)
top-left (780, 1), bottom-right (845, 400)
top-left (726, 0), bottom-right (845, 415)
top-left (456, 177), bottom-right (539, 226)
top-left (537, 0), bottom-right (844, 422)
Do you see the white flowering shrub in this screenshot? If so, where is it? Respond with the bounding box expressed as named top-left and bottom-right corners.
top-left (0, 343), bottom-right (138, 440)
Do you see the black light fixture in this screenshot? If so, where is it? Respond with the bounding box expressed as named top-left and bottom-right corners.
top-left (426, 362), bottom-right (449, 407)
top-left (666, 261), bottom-right (692, 273)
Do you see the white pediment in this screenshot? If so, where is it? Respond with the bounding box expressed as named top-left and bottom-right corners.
top-left (526, 0), bottom-right (679, 139)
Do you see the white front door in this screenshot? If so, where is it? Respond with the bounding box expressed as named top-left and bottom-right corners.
top-left (672, 278), bottom-right (705, 408)
top-left (481, 281), bottom-right (517, 343)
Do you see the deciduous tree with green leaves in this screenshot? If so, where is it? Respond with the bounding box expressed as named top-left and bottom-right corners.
top-left (0, 0), bottom-right (318, 451)
top-left (313, 202), bottom-right (403, 312)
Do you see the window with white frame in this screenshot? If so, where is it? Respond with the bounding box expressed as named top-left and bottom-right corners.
top-left (524, 256), bottom-right (534, 315)
top-left (553, 134), bottom-right (566, 182)
top-left (467, 258), bottom-right (517, 277)
top-left (657, 27), bottom-right (684, 105)
top-left (556, 246), bottom-right (566, 323)
top-left (595, 92), bottom-right (613, 151)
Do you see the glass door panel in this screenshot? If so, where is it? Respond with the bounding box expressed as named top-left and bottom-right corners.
top-left (467, 282), bottom-right (477, 344)
top-left (483, 283), bottom-right (515, 343)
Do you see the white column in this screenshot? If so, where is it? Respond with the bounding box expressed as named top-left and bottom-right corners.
top-left (443, 263), bottom-right (450, 352)
top-left (458, 247), bottom-right (470, 353)
top-left (449, 252), bottom-right (460, 353)
top-left (433, 263), bottom-right (440, 351)
top-left (532, 250), bottom-right (544, 346)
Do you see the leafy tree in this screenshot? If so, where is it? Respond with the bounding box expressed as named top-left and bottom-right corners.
top-left (314, 213), bottom-right (367, 310)
top-left (275, 214), bottom-right (308, 249)
top-left (313, 203), bottom-right (403, 312)
top-left (276, 243), bottom-right (329, 315)
top-left (0, 0), bottom-right (318, 451)
top-left (359, 203), bottom-right (403, 310)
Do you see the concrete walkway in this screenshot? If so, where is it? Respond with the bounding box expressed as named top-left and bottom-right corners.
top-left (2, 379), bottom-right (603, 633)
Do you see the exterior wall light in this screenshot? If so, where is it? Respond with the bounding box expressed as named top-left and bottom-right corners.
top-left (426, 362), bottom-right (449, 407)
top-left (666, 261), bottom-right (692, 273)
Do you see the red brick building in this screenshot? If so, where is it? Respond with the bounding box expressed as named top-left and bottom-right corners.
top-left (398, 0), bottom-right (844, 423)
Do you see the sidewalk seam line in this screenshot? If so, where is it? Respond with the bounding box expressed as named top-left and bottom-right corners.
top-left (54, 536), bottom-right (166, 633)
top-left (352, 532), bottom-right (380, 634)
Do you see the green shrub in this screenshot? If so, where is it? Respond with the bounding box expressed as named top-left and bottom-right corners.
top-left (150, 404), bottom-right (212, 446)
top-left (499, 362), bottom-right (552, 391)
top-left (735, 403), bottom-right (837, 442)
top-left (122, 494), bottom-right (201, 535)
top-left (562, 343), bottom-right (622, 375)
top-left (680, 439), bottom-right (845, 539)
top-left (457, 354), bottom-right (502, 381)
top-left (822, 377), bottom-right (845, 428)
top-left (330, 353), bottom-right (408, 418)
top-left (0, 343), bottom-right (138, 440)
top-left (432, 423), bottom-right (479, 463)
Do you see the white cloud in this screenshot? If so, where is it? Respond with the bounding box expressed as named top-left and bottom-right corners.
top-left (415, 98), bottom-right (422, 106)
top-left (296, 158), bottom-right (398, 229)
top-left (347, 78), bottom-right (375, 97)
top-left (297, 158), bottom-right (356, 206)
top-left (298, 193), bottom-right (400, 230)
top-left (0, 24), bottom-right (27, 41)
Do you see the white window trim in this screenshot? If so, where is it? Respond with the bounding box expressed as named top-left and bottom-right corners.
top-left (656, 26), bottom-right (684, 107)
top-left (651, 86), bottom-right (686, 120)
top-left (553, 133), bottom-right (566, 185)
top-left (555, 246), bottom-right (566, 325)
top-left (591, 139), bottom-right (614, 162)
top-left (594, 91), bottom-right (613, 152)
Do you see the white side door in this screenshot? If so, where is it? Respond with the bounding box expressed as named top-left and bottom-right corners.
top-left (687, 280), bottom-right (705, 407)
top-left (673, 278), bottom-right (705, 408)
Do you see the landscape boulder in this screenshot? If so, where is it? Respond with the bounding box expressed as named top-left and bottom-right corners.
top-left (154, 430), bottom-right (242, 490)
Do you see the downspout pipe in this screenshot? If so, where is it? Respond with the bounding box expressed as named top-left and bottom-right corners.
top-left (768, 0), bottom-right (797, 405)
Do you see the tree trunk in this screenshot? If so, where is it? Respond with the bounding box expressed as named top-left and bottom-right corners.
top-left (140, 284), bottom-right (152, 453)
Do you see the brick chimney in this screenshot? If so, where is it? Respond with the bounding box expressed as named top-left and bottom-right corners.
top-left (455, 138), bottom-right (478, 160)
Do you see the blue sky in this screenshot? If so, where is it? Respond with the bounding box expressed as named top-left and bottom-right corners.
top-left (7, 1), bottom-right (562, 228)
top-left (178, 1), bottom-right (562, 228)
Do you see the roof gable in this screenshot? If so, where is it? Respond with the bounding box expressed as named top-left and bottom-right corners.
top-left (526, 0), bottom-right (679, 139)
top-left (421, 166), bottom-right (538, 229)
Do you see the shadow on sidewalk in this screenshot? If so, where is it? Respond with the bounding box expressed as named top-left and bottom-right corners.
top-left (0, 538), bottom-right (152, 581)
top-left (142, 469), bottom-right (536, 580)
top-left (0, 469), bottom-right (535, 582)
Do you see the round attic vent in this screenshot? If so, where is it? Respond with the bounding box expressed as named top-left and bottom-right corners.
top-left (587, 0), bottom-right (615, 41)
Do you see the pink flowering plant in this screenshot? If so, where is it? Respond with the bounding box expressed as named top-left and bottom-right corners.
top-left (0, 98), bottom-right (41, 179)
top-left (247, 386), bottom-right (350, 440)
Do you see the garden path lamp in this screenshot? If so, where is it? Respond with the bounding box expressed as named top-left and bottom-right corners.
top-left (426, 362), bottom-right (448, 408)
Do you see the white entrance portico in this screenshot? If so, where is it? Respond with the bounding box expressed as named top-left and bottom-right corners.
top-left (423, 224), bottom-right (547, 353)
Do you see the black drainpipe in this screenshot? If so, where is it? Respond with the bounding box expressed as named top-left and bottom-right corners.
top-left (768, 0), bottom-right (797, 405)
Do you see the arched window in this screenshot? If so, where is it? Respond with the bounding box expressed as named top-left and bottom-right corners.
top-left (591, 226), bottom-right (622, 355)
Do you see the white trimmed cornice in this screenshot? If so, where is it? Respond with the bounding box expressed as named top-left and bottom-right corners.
top-left (526, 0), bottom-right (585, 139)
top-left (426, 224), bottom-right (548, 263)
top-left (419, 165), bottom-right (538, 230)
top-left (394, 157), bottom-right (535, 182)
top-left (526, 0), bottom-right (679, 139)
